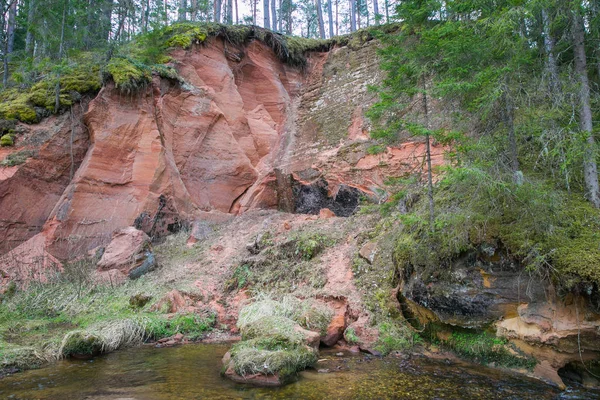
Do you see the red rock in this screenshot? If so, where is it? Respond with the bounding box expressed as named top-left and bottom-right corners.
top-left (358, 242), bottom-right (377, 264)
top-left (321, 314), bottom-right (346, 347)
top-left (96, 227), bottom-right (156, 278)
top-left (173, 333), bottom-right (184, 341)
top-left (318, 208), bottom-right (336, 219)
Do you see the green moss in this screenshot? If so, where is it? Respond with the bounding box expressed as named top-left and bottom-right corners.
top-left (104, 57), bottom-right (152, 94)
top-left (60, 331), bottom-right (103, 357)
top-left (374, 321), bottom-right (421, 355)
top-left (0, 90), bottom-right (37, 123)
top-left (441, 330), bottom-right (536, 370)
top-left (163, 23), bottom-right (208, 49)
top-left (146, 312), bottom-right (216, 340)
top-left (0, 134), bottom-right (14, 147)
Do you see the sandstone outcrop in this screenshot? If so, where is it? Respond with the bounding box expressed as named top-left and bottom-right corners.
top-left (96, 227), bottom-right (157, 279)
top-left (0, 36), bottom-right (444, 271)
top-left (399, 246), bottom-right (600, 387)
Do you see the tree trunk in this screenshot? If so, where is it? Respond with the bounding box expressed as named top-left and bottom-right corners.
top-left (214, 0), bottom-right (221, 22)
top-left (235, 0), bottom-right (239, 23)
top-left (179, 0), bottom-right (187, 21)
top-left (6, 0), bottom-right (16, 54)
top-left (335, 0), bottom-right (338, 35)
top-left (422, 84), bottom-right (434, 230)
top-left (503, 86), bottom-right (521, 183)
top-left (384, 0), bottom-right (388, 23)
top-left (316, 0), bottom-right (325, 38)
top-left (191, 0), bottom-right (198, 20)
top-left (263, 0), bottom-right (270, 28)
top-left (349, 0), bottom-right (356, 32)
top-left (25, 0), bottom-right (36, 55)
top-left (253, 0), bottom-right (257, 25)
top-left (573, 7), bottom-right (600, 207)
top-left (326, 0), bottom-right (333, 37)
top-left (55, 0), bottom-right (67, 114)
top-left (542, 8), bottom-right (560, 96)
top-left (271, 0), bottom-right (277, 31)
top-left (373, 0), bottom-right (379, 25)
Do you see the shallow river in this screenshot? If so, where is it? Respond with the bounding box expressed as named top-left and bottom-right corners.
top-left (1, 344), bottom-right (598, 399)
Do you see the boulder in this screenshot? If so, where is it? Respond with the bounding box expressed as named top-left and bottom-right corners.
top-left (96, 227), bottom-right (157, 279)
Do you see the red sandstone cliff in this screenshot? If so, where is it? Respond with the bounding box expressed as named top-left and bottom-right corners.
top-left (0, 37), bottom-right (445, 274)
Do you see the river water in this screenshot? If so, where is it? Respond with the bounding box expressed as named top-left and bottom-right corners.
top-left (0, 344), bottom-right (598, 399)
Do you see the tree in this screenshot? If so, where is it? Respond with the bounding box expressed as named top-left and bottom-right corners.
top-left (572, 3), bottom-right (600, 207)
top-left (316, 0), bottom-right (325, 38)
top-left (263, 0), bottom-right (269, 28)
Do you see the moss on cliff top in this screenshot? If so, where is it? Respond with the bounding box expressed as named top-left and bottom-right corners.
top-left (0, 53), bottom-right (102, 123)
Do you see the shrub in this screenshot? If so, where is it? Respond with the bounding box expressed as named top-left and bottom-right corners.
top-left (0, 134), bottom-right (13, 146)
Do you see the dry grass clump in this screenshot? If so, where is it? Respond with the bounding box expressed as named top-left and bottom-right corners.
top-left (237, 294), bottom-right (332, 334)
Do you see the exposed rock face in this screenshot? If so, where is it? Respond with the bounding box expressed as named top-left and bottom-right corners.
top-left (400, 247), bottom-right (600, 387)
top-left (96, 227), bottom-right (157, 279)
top-left (0, 36), bottom-right (443, 268)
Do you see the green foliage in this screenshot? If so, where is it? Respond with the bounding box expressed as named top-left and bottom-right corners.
top-left (0, 90), bottom-right (38, 123)
top-left (391, 164), bottom-right (600, 288)
top-left (344, 327), bottom-right (359, 344)
top-left (441, 330), bottom-right (536, 370)
top-left (226, 264), bottom-right (251, 291)
top-left (104, 57), bottom-right (152, 94)
top-left (146, 312), bottom-right (215, 340)
top-left (375, 321), bottom-right (422, 355)
top-left (0, 135), bottom-right (14, 147)
top-left (293, 232), bottom-right (331, 260)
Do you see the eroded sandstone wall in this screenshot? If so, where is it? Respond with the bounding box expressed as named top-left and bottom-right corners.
top-left (0, 36), bottom-right (444, 265)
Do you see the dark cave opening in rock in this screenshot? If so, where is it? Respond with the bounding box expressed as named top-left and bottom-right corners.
top-left (292, 179), bottom-right (363, 217)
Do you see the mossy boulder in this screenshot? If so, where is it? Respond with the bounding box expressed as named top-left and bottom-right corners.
top-left (223, 335), bottom-right (318, 386)
top-left (59, 331), bottom-right (104, 358)
top-left (241, 315), bottom-right (320, 349)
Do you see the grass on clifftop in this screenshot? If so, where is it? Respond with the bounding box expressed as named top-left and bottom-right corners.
top-left (0, 22), bottom-right (398, 124)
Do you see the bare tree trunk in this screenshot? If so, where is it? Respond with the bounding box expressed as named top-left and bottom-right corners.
top-left (316, 0), bottom-right (325, 38)
top-left (235, 0), bottom-right (239, 23)
top-left (253, 0), bottom-right (257, 25)
top-left (191, 0), bottom-right (198, 20)
top-left (271, 0), bottom-right (277, 31)
top-left (25, 0), bottom-right (36, 55)
top-left (373, 0), bottom-right (379, 25)
top-left (227, 0), bottom-right (232, 23)
top-left (263, 0), bottom-right (270, 28)
top-left (3, 0), bottom-right (17, 86)
top-left (335, 0), bottom-right (338, 35)
top-left (502, 86), bottom-right (521, 184)
top-left (349, 0), bottom-right (356, 32)
top-left (179, 0), bottom-right (187, 21)
top-left (214, 0), bottom-right (221, 22)
top-left (573, 7), bottom-right (600, 207)
top-left (542, 8), bottom-right (560, 96)
top-left (55, 0), bottom-right (67, 114)
top-left (356, 0), bottom-right (360, 29)
top-left (422, 83), bottom-right (434, 230)
top-left (326, 0), bottom-right (333, 37)
top-left (384, 0), bottom-right (388, 23)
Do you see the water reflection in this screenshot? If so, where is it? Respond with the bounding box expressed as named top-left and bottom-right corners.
top-left (0, 344), bottom-right (598, 399)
